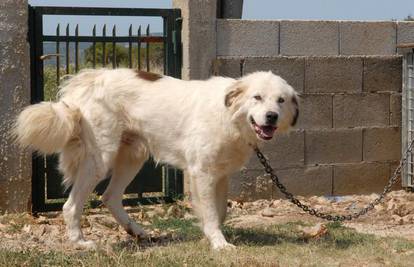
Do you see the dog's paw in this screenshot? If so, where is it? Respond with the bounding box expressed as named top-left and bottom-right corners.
top-left (125, 222), bottom-right (148, 240)
top-left (211, 241), bottom-right (236, 251)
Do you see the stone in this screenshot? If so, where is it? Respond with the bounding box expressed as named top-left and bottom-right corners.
top-left (272, 166), bottom-right (333, 198)
top-left (280, 20), bottom-right (339, 56)
top-left (296, 94), bottom-right (333, 129)
top-left (363, 127), bottom-right (401, 162)
top-left (333, 93), bottom-right (390, 128)
top-left (397, 21), bottom-right (414, 45)
top-left (217, 19), bottom-right (279, 56)
top-left (333, 162), bottom-right (390, 195)
top-left (305, 129), bottom-right (363, 164)
top-left (340, 21), bottom-right (397, 55)
top-left (213, 57), bottom-right (243, 78)
top-left (305, 56), bottom-right (363, 93)
top-left (363, 56), bottom-right (402, 92)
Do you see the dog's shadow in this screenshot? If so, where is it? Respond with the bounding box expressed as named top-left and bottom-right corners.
top-left (112, 222), bottom-right (361, 251)
top-left (223, 224), bottom-right (367, 249)
top-left (224, 227), bottom-right (304, 246)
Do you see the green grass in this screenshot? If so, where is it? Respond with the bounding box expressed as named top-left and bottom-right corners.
top-left (1, 218), bottom-right (413, 266)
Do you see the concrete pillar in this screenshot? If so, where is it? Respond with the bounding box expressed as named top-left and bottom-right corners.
top-left (172, 0), bottom-right (217, 194)
top-left (173, 0), bottom-right (217, 80)
top-left (0, 0), bottom-right (31, 212)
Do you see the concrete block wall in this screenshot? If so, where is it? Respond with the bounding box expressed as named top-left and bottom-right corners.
top-left (215, 19), bottom-right (409, 200)
top-left (217, 19), bottom-right (414, 57)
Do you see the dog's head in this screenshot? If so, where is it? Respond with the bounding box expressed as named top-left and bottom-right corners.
top-left (225, 71), bottom-right (299, 141)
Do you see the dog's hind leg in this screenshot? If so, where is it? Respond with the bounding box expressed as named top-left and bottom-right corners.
top-left (62, 153), bottom-right (107, 249)
top-left (102, 143), bottom-right (149, 239)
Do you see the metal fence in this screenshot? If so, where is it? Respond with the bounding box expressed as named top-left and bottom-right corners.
top-left (401, 46), bottom-right (414, 190)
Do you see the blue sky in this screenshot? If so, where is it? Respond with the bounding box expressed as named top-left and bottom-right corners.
top-left (29, 0), bottom-right (414, 35)
top-left (243, 0), bottom-right (414, 21)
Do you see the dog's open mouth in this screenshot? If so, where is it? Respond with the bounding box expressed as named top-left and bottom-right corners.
top-left (250, 116), bottom-right (277, 140)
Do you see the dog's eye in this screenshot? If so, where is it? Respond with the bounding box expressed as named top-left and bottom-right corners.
top-left (253, 95), bottom-right (262, 101)
top-left (278, 97), bottom-right (285, 103)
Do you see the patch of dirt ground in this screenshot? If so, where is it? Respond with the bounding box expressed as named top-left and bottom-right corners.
top-left (0, 190), bottom-right (413, 252)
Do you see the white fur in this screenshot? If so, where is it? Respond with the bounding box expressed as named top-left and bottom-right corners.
top-left (14, 69), bottom-right (298, 250)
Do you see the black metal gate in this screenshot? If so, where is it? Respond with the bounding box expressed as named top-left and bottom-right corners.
top-left (28, 5), bottom-right (183, 212)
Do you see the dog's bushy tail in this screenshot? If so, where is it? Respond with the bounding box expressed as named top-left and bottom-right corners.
top-left (13, 101), bottom-right (81, 154)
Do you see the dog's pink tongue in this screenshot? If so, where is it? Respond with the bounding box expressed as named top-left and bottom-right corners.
top-left (261, 126), bottom-right (276, 137)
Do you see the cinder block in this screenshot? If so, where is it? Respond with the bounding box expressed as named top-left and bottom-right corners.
top-left (363, 127), bottom-right (401, 162)
top-left (244, 57), bottom-right (305, 93)
top-left (397, 21), bottom-right (414, 45)
top-left (272, 166), bottom-right (333, 198)
top-left (333, 163), bottom-right (390, 195)
top-left (333, 93), bottom-right (390, 128)
top-left (305, 129), bottom-right (363, 164)
top-left (246, 130), bottom-right (305, 169)
top-left (280, 20), bottom-right (339, 56)
top-left (296, 94), bottom-right (333, 129)
top-left (213, 57), bottom-right (242, 78)
top-left (340, 21), bottom-right (397, 55)
top-left (305, 57), bottom-right (363, 93)
top-left (217, 19), bottom-right (279, 56)
top-left (363, 56), bottom-right (402, 92)
top-left (229, 169), bottom-right (272, 200)
top-left (390, 93), bottom-right (402, 126)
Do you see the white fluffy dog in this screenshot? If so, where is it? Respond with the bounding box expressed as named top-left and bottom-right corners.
top-left (14, 69), bottom-right (299, 250)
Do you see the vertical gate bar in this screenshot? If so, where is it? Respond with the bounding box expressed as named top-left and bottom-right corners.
top-left (174, 11), bottom-right (182, 78)
top-left (92, 25), bottom-right (96, 68)
top-left (56, 24), bottom-right (60, 86)
top-left (128, 24), bottom-right (132, 68)
top-left (162, 17), bottom-right (167, 75)
top-left (112, 25), bottom-right (116, 69)
top-left (65, 24), bottom-right (70, 74)
top-left (173, 10), bottom-right (183, 197)
top-left (75, 24), bottom-right (79, 72)
top-left (137, 26), bottom-right (141, 70)
top-left (102, 24), bottom-right (106, 67)
top-left (146, 24), bottom-right (150, 72)
top-left (30, 7), bottom-right (47, 212)
top-left (402, 51), bottom-right (407, 187)
top-left (165, 13), bottom-right (174, 77)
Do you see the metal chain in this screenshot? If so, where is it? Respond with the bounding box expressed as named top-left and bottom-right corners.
top-left (254, 139), bottom-right (414, 222)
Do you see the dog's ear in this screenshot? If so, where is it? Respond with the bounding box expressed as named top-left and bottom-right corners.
top-left (225, 82), bottom-right (246, 107)
top-left (291, 95), bottom-right (299, 126)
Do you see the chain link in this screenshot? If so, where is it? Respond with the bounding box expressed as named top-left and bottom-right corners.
top-left (254, 139), bottom-right (414, 222)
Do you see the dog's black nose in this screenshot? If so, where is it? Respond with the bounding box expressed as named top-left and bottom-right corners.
top-left (266, 111), bottom-right (278, 125)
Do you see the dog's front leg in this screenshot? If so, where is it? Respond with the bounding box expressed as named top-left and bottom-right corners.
top-left (191, 172), bottom-right (235, 250)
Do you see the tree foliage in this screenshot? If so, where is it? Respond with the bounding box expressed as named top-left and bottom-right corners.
top-left (404, 15), bottom-right (414, 21)
top-left (83, 42), bottom-right (164, 68)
